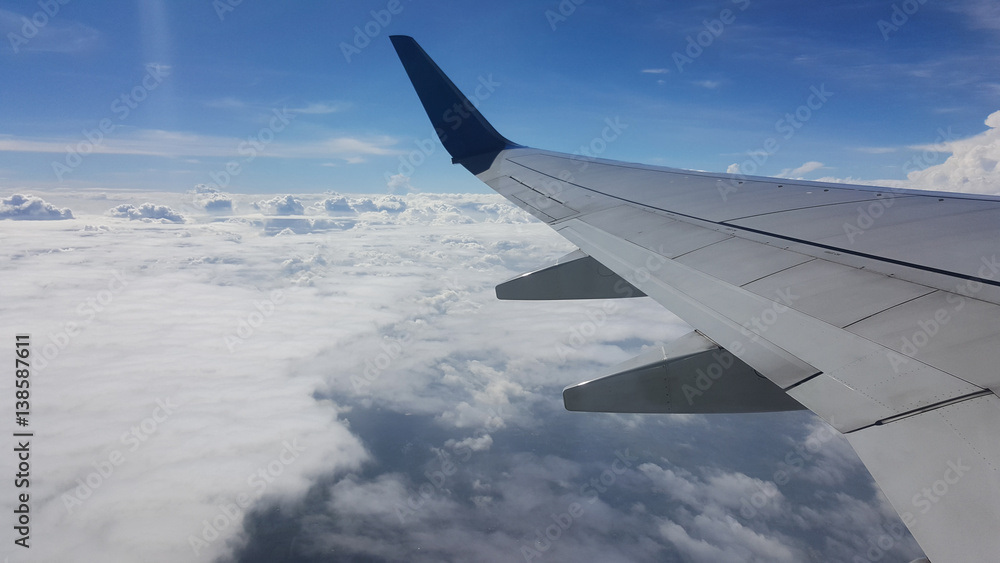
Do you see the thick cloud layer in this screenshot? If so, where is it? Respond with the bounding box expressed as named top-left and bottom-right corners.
top-left (0, 191), bottom-right (922, 562)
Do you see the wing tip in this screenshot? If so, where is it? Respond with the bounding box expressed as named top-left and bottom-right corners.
top-left (390, 35), bottom-right (520, 173)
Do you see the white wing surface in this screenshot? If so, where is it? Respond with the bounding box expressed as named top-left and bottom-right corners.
top-left (391, 36), bottom-right (1000, 562)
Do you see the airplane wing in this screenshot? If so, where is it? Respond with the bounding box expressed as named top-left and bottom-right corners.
top-left (390, 35), bottom-right (1000, 563)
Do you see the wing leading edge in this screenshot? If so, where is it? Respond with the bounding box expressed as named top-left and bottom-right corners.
top-left (391, 36), bottom-right (1000, 562)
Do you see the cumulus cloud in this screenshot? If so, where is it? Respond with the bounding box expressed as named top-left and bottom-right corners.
top-left (107, 202), bottom-right (184, 223)
top-left (201, 194), bottom-right (234, 213)
top-left (189, 184), bottom-right (235, 213)
top-left (386, 173), bottom-right (417, 193)
top-left (314, 194), bottom-right (408, 215)
top-left (812, 110), bottom-right (1000, 194)
top-left (253, 194), bottom-right (304, 215)
top-left (903, 110), bottom-right (1000, 193)
top-left (0, 193), bottom-right (73, 220)
top-left (777, 161), bottom-right (824, 178)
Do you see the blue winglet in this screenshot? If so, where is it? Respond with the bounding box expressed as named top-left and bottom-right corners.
top-left (390, 35), bottom-right (521, 174)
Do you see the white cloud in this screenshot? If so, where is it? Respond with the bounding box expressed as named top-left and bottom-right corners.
top-left (903, 110), bottom-right (1000, 194)
top-left (854, 147), bottom-right (897, 154)
top-left (289, 102), bottom-right (350, 114)
top-left (253, 195), bottom-right (304, 215)
top-left (693, 80), bottom-right (721, 89)
top-left (0, 129), bottom-right (400, 160)
top-left (814, 110), bottom-right (1000, 194)
top-left (0, 190), bottom-right (924, 562)
top-left (0, 193), bottom-right (73, 220)
top-left (642, 68), bottom-right (670, 74)
top-left (107, 202), bottom-right (184, 223)
top-left (387, 173), bottom-right (417, 194)
top-left (777, 161), bottom-right (824, 178)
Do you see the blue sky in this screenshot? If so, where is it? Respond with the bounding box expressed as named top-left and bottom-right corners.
top-left (1, 0), bottom-right (998, 193)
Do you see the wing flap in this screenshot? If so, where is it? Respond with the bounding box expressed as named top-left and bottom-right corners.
top-left (496, 250), bottom-right (645, 300)
top-left (563, 331), bottom-right (805, 414)
top-left (559, 218), bottom-right (984, 431)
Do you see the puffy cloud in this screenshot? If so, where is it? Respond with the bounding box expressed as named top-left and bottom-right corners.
top-left (777, 161), bottom-right (824, 178)
top-left (904, 110), bottom-right (1000, 194)
top-left (106, 202), bottom-right (184, 223)
top-left (314, 194), bottom-right (408, 214)
top-left (202, 195), bottom-right (234, 213)
top-left (319, 194), bottom-right (353, 213)
top-left (0, 193), bottom-right (73, 220)
top-left (191, 185), bottom-right (235, 213)
top-left (815, 110), bottom-right (1000, 194)
top-left (386, 173), bottom-right (417, 193)
top-left (253, 194), bottom-right (304, 215)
